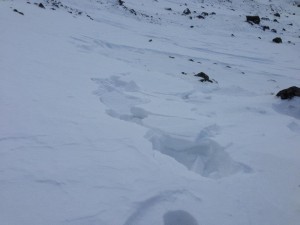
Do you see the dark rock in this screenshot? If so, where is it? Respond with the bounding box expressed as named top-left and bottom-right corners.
top-left (169, 56), bottom-right (175, 59)
top-left (262, 25), bottom-right (270, 31)
top-left (274, 12), bottom-right (280, 17)
top-left (211, 12), bottom-right (216, 15)
top-left (246, 15), bottom-right (260, 24)
top-left (273, 19), bottom-right (279, 23)
top-left (149, 39), bottom-right (152, 42)
top-left (38, 3), bottom-right (45, 9)
top-left (196, 15), bottom-right (205, 19)
top-left (181, 72), bottom-right (187, 75)
top-left (189, 59), bottom-right (194, 62)
top-left (183, 8), bottom-right (191, 15)
top-left (201, 12), bottom-right (209, 16)
top-left (231, 34), bottom-right (235, 37)
top-left (118, 0), bottom-right (124, 6)
top-left (276, 86), bottom-right (300, 99)
top-left (258, 37), bottom-right (261, 39)
top-left (272, 37), bottom-right (282, 43)
top-left (288, 23), bottom-right (293, 26)
top-left (282, 28), bottom-right (286, 31)
top-left (271, 28), bottom-right (277, 33)
top-left (165, 8), bottom-right (172, 11)
top-left (190, 25), bottom-right (194, 28)
top-left (129, 9), bottom-right (136, 15)
top-left (13, 9), bottom-right (24, 15)
top-left (194, 72), bottom-right (213, 83)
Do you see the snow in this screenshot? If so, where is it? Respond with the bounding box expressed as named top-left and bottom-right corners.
top-left (0, 0), bottom-right (300, 224)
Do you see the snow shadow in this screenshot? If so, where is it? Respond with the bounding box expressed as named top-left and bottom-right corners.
top-left (163, 210), bottom-right (199, 225)
top-left (273, 98), bottom-right (300, 120)
top-left (147, 131), bottom-right (251, 179)
top-left (122, 189), bottom-right (201, 225)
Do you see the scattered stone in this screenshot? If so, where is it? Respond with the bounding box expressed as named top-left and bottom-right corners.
top-left (148, 39), bottom-right (152, 42)
top-left (274, 12), bottom-right (280, 17)
top-left (246, 15), bottom-right (260, 24)
top-left (169, 56), bottom-right (175, 59)
top-left (13, 9), bottom-right (24, 15)
top-left (38, 3), bottom-right (45, 9)
top-left (129, 9), bottom-right (136, 15)
top-left (231, 34), bottom-right (235, 37)
top-left (273, 19), bottom-right (279, 23)
top-left (288, 23), bottom-right (293, 26)
top-left (86, 14), bottom-right (93, 20)
top-left (165, 8), bottom-right (172, 11)
top-left (262, 25), bottom-right (270, 31)
top-left (272, 37), bottom-right (282, 43)
top-left (118, 0), bottom-right (124, 6)
top-left (194, 72), bottom-right (213, 83)
top-left (258, 37), bottom-right (261, 39)
top-left (282, 28), bottom-right (286, 31)
top-left (196, 15), bottom-right (205, 19)
top-left (183, 8), bottom-right (191, 15)
top-left (276, 86), bottom-right (300, 99)
top-left (190, 25), bottom-right (194, 28)
top-left (261, 17), bottom-right (270, 21)
top-left (211, 12), bottom-right (216, 15)
top-left (201, 12), bottom-right (209, 16)
top-left (189, 59), bottom-right (194, 62)
top-left (181, 72), bottom-right (187, 75)
top-left (271, 28), bottom-right (277, 33)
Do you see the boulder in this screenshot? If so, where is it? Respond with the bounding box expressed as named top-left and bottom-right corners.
top-left (246, 15), bottom-right (260, 24)
top-left (276, 86), bottom-right (300, 99)
top-left (272, 37), bottom-right (282, 43)
top-left (194, 72), bottom-right (213, 83)
top-left (38, 3), bottom-right (45, 9)
top-left (274, 12), bottom-right (280, 17)
top-left (183, 8), bottom-right (191, 15)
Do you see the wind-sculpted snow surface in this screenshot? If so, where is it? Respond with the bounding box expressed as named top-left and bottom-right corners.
top-left (93, 75), bottom-right (252, 178)
top-left (147, 132), bottom-right (251, 178)
top-left (1, 0), bottom-right (300, 225)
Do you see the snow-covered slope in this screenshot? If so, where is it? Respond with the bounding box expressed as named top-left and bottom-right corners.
top-left (1, 0), bottom-right (300, 224)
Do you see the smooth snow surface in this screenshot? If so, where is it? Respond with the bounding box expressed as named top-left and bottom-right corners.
top-left (1, 0), bottom-right (300, 225)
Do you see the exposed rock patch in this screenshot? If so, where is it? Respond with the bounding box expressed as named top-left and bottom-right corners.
top-left (276, 86), bottom-right (300, 99)
top-left (246, 15), bottom-right (260, 24)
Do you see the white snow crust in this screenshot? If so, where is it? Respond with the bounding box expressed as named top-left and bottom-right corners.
top-left (0, 0), bottom-right (300, 224)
